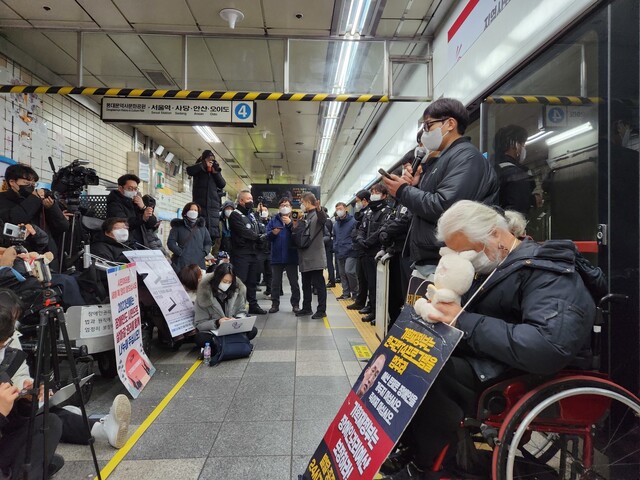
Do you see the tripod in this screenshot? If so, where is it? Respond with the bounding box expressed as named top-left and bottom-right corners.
top-left (22, 259), bottom-right (102, 480)
top-left (58, 202), bottom-right (84, 274)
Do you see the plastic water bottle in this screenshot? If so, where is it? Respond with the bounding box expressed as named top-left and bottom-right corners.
top-left (203, 342), bottom-right (212, 366)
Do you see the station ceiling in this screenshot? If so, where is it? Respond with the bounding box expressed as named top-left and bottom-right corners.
top-left (0, 0), bottom-right (444, 198)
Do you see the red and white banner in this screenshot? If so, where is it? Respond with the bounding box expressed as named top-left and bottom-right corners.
top-left (448, 0), bottom-right (513, 67)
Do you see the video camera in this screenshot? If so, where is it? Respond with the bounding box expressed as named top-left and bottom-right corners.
top-left (50, 158), bottom-right (99, 199)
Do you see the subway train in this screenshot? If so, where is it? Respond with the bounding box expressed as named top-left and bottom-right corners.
top-left (0, 1), bottom-right (637, 479)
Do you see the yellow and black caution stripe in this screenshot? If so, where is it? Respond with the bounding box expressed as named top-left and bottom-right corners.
top-left (486, 95), bottom-right (604, 105)
top-left (0, 84), bottom-right (389, 102)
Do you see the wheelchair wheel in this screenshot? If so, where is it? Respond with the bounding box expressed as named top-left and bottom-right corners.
top-left (493, 376), bottom-right (640, 480)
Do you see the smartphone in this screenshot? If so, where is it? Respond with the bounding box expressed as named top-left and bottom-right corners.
top-left (2, 222), bottom-right (27, 240)
top-left (378, 168), bottom-right (393, 180)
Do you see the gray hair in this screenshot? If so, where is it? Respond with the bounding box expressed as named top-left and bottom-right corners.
top-left (436, 200), bottom-right (509, 243)
top-left (236, 190), bottom-right (251, 202)
top-left (504, 210), bottom-right (528, 238)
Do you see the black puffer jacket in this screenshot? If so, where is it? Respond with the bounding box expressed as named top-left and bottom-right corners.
top-left (457, 239), bottom-right (596, 383)
top-left (90, 232), bottom-right (132, 264)
top-left (186, 161), bottom-right (226, 240)
top-left (398, 137), bottom-right (499, 265)
top-left (106, 190), bottom-right (158, 247)
top-left (168, 217), bottom-right (212, 271)
top-left (355, 200), bottom-right (394, 256)
top-left (495, 153), bottom-right (536, 215)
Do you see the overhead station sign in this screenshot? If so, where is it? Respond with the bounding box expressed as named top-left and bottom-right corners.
top-left (101, 97), bottom-right (256, 126)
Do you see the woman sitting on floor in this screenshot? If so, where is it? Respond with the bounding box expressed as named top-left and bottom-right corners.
top-left (177, 264), bottom-right (204, 304)
top-left (193, 262), bottom-right (258, 349)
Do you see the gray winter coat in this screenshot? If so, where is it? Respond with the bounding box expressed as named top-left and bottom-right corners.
top-left (457, 239), bottom-right (596, 383)
top-left (297, 209), bottom-right (327, 273)
top-left (168, 217), bottom-right (212, 271)
top-left (194, 273), bottom-right (247, 332)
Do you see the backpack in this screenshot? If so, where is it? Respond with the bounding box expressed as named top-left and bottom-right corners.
top-left (292, 219), bottom-right (321, 249)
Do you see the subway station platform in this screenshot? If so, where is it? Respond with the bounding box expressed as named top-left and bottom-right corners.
top-left (57, 285), bottom-right (380, 480)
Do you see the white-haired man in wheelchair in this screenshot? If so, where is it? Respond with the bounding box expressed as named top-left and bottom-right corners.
top-left (382, 200), bottom-right (597, 480)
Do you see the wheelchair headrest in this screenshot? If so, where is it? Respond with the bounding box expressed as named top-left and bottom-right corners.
top-left (82, 216), bottom-right (104, 231)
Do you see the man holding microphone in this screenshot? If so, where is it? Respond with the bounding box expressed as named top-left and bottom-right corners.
top-left (106, 174), bottom-right (157, 248)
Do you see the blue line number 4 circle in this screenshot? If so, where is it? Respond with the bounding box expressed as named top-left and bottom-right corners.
top-left (235, 103), bottom-right (252, 120)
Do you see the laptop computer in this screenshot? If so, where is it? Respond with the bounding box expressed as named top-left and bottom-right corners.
top-left (211, 316), bottom-right (256, 336)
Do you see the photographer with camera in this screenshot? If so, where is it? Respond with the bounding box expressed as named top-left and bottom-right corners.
top-left (0, 164), bottom-right (69, 271)
top-left (0, 289), bottom-right (63, 480)
top-left (0, 289), bottom-right (132, 479)
top-left (0, 220), bottom-right (86, 308)
top-left (106, 174), bottom-right (158, 249)
top-left (186, 150), bottom-right (226, 245)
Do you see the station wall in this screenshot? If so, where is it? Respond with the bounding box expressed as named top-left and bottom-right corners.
top-left (0, 53), bottom-right (190, 222)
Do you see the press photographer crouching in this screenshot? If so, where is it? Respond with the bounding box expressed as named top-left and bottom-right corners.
top-left (0, 220), bottom-right (86, 311)
top-left (0, 289), bottom-right (132, 480)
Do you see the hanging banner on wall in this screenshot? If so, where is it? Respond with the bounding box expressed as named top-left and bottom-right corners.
top-left (251, 184), bottom-right (321, 209)
top-left (123, 249), bottom-right (195, 337)
top-left (107, 263), bottom-right (155, 398)
top-left (299, 307), bottom-right (463, 480)
top-left (101, 97), bottom-right (256, 126)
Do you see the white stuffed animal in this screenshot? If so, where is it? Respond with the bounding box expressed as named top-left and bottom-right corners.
top-left (414, 247), bottom-right (476, 323)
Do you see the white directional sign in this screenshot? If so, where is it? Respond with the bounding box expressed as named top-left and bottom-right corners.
top-left (101, 98), bottom-right (256, 126)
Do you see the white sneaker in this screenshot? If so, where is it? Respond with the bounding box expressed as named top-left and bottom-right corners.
top-left (93, 394), bottom-right (131, 448)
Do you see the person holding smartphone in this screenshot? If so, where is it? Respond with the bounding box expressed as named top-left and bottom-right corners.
top-left (106, 174), bottom-right (158, 249)
top-left (265, 197), bottom-right (301, 314)
top-left (186, 150), bottom-right (227, 246)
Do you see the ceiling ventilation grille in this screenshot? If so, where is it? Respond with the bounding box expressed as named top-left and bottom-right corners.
top-left (142, 69), bottom-right (175, 87)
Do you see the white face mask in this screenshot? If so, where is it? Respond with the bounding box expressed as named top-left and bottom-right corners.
top-left (336, 209), bottom-right (346, 218)
top-left (300, 204), bottom-right (306, 213)
top-left (260, 210), bottom-right (268, 219)
top-left (279, 207), bottom-right (291, 215)
top-left (421, 124), bottom-right (448, 152)
top-left (123, 190), bottom-right (137, 200)
top-left (467, 248), bottom-right (501, 275)
top-left (519, 145), bottom-right (527, 163)
top-left (355, 203), bottom-right (362, 212)
top-left (113, 229), bottom-right (129, 243)
top-left (186, 210), bottom-right (199, 220)
top-left (218, 282), bottom-right (231, 292)
top-left (370, 193), bottom-right (382, 202)
top-left (224, 209), bottom-right (233, 218)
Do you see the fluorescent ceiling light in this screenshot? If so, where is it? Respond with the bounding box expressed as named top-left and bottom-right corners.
top-left (164, 152), bottom-right (174, 163)
top-left (546, 122), bottom-right (593, 146)
top-left (254, 152), bottom-right (283, 160)
top-left (193, 125), bottom-right (220, 143)
top-left (526, 130), bottom-right (553, 145)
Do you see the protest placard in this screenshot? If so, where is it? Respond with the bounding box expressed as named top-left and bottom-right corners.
top-left (107, 263), bottom-right (155, 398)
top-left (123, 249), bottom-right (195, 337)
top-left (300, 306), bottom-right (463, 480)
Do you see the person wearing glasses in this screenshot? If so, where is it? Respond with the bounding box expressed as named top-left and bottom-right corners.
top-left (381, 98), bottom-right (499, 282)
top-left (0, 164), bottom-right (69, 271)
top-left (106, 174), bottom-right (158, 249)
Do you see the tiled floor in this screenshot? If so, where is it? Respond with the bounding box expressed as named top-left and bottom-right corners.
top-left (58, 286), bottom-right (369, 480)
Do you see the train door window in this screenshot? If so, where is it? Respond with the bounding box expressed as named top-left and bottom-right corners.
top-left (480, 12), bottom-right (606, 253)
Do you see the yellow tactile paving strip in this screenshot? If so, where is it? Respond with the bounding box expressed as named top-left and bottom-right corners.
top-left (330, 285), bottom-right (381, 352)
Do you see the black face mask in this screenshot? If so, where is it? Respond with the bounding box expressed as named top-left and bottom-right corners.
top-left (244, 201), bottom-right (254, 211)
top-left (17, 185), bottom-right (34, 197)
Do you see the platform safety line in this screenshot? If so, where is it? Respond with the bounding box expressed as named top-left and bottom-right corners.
top-left (95, 359), bottom-right (202, 479)
top-left (0, 84), bottom-right (390, 103)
